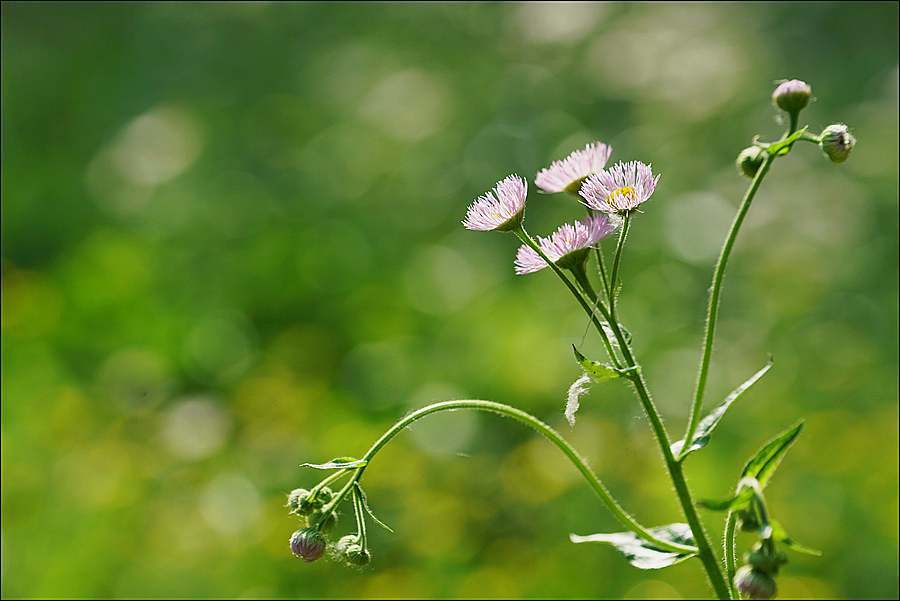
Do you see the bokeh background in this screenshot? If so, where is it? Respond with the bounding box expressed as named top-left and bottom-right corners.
top-left (2, 2), bottom-right (898, 598)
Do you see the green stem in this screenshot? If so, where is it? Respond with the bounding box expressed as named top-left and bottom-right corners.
top-left (346, 399), bottom-right (697, 555)
top-left (682, 153), bottom-right (776, 454)
top-left (583, 205), bottom-right (612, 300)
top-left (609, 212), bottom-right (631, 320)
top-left (724, 512), bottom-right (739, 599)
top-left (514, 226), bottom-right (622, 369)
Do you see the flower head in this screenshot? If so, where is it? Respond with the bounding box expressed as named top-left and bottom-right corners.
top-left (734, 566), bottom-right (777, 600)
top-left (819, 123), bottom-right (855, 163)
top-left (462, 174), bottom-right (527, 232)
top-left (535, 141), bottom-right (613, 194)
top-left (580, 161), bottom-right (659, 214)
top-left (772, 79), bottom-right (812, 113)
top-left (514, 214), bottom-right (616, 275)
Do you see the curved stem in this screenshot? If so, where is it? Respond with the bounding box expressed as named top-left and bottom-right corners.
top-left (724, 511), bottom-right (739, 599)
top-left (609, 212), bottom-right (631, 320)
top-left (514, 226), bottom-right (622, 369)
top-left (682, 153), bottom-right (776, 454)
top-left (583, 205), bottom-right (612, 300)
top-left (348, 399), bottom-right (697, 555)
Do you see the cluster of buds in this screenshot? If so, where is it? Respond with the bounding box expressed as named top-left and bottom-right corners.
top-left (286, 465), bottom-right (380, 568)
top-left (734, 540), bottom-right (788, 600)
top-left (736, 79), bottom-right (855, 178)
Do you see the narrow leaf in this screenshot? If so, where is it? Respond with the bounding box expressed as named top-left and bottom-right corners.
top-left (766, 127), bottom-right (809, 155)
top-left (570, 523), bottom-right (697, 570)
top-left (301, 457), bottom-right (368, 470)
top-left (770, 520), bottom-right (822, 556)
top-left (572, 345), bottom-right (620, 383)
top-left (741, 421), bottom-right (804, 488)
top-left (354, 483), bottom-right (394, 533)
top-left (698, 487), bottom-right (755, 512)
top-left (672, 359), bottom-right (774, 458)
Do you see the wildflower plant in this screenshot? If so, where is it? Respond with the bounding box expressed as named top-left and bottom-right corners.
top-left (287, 80), bottom-right (854, 599)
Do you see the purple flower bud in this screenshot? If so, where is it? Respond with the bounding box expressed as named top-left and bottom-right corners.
top-left (290, 528), bottom-right (326, 562)
top-left (819, 123), bottom-right (855, 163)
top-left (734, 565), bottom-right (777, 600)
top-left (772, 79), bottom-right (812, 113)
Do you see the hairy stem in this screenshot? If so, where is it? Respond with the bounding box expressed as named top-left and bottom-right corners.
top-left (682, 153), bottom-right (776, 454)
top-left (608, 211), bottom-right (631, 319)
top-left (724, 511), bottom-right (739, 599)
top-left (348, 399), bottom-right (697, 554)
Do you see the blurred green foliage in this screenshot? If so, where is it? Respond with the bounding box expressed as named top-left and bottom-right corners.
top-left (2, 2), bottom-right (898, 598)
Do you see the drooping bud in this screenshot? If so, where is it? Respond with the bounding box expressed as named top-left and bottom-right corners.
top-left (290, 528), bottom-right (327, 562)
top-left (819, 123), bottom-right (856, 163)
top-left (344, 543), bottom-right (372, 566)
top-left (287, 488), bottom-right (312, 514)
top-left (736, 146), bottom-right (766, 178)
top-left (772, 79), bottom-right (812, 113)
top-left (734, 565), bottom-right (777, 600)
top-left (745, 542), bottom-right (787, 575)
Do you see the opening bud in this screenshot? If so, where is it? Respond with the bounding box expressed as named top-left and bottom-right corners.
top-left (734, 565), bottom-right (777, 600)
top-left (819, 123), bottom-right (855, 163)
top-left (290, 528), bottom-right (327, 562)
top-left (772, 79), bottom-right (812, 113)
top-left (736, 146), bottom-right (766, 178)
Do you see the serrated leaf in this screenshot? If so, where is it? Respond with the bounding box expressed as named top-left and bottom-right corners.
top-left (354, 483), bottom-right (394, 533)
top-left (767, 127), bottom-right (809, 155)
top-left (770, 520), bottom-right (822, 556)
top-left (741, 422), bottom-right (803, 488)
top-left (300, 457), bottom-right (368, 470)
top-left (572, 345), bottom-right (621, 383)
top-left (570, 523), bottom-right (697, 570)
top-left (672, 359), bottom-right (773, 458)
top-left (698, 486), bottom-right (755, 512)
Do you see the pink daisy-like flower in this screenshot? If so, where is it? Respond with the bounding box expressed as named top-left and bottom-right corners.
top-left (579, 161), bottom-right (659, 214)
top-left (462, 174), bottom-right (527, 232)
top-left (535, 141), bottom-right (613, 194)
top-left (514, 214), bottom-right (617, 275)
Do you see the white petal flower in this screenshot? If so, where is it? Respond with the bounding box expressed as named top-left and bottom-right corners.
top-left (580, 161), bottom-right (659, 214)
top-left (462, 174), bottom-right (527, 232)
top-left (514, 214), bottom-right (617, 275)
top-left (535, 141), bottom-right (613, 194)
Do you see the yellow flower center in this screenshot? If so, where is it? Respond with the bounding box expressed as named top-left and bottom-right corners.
top-left (608, 186), bottom-right (636, 210)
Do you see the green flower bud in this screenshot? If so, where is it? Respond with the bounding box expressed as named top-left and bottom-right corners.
top-left (745, 543), bottom-right (787, 575)
top-left (344, 543), bottom-right (372, 566)
top-left (736, 146), bottom-right (766, 178)
top-left (819, 123), bottom-right (856, 163)
top-left (287, 488), bottom-right (313, 515)
top-left (334, 534), bottom-right (359, 555)
top-left (772, 79), bottom-right (812, 113)
top-left (734, 565), bottom-right (777, 600)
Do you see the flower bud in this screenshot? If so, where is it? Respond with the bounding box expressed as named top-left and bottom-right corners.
top-left (287, 488), bottom-right (312, 514)
top-left (290, 528), bottom-right (326, 562)
top-left (734, 565), bottom-right (777, 600)
top-left (745, 545), bottom-right (787, 575)
top-left (819, 123), bottom-right (855, 163)
top-left (334, 534), bottom-right (359, 555)
top-left (736, 510), bottom-right (760, 532)
top-left (344, 543), bottom-right (372, 566)
top-left (772, 79), bottom-right (812, 113)
top-left (736, 146), bottom-right (766, 178)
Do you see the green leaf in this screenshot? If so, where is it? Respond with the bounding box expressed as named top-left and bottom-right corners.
top-left (301, 457), bottom-right (368, 470)
top-left (672, 359), bottom-right (773, 459)
top-left (766, 127), bottom-right (809, 155)
top-left (570, 523), bottom-right (697, 570)
top-left (572, 345), bottom-right (621, 383)
top-left (770, 520), bottom-right (822, 556)
top-left (741, 421), bottom-right (804, 488)
top-left (698, 486), bottom-right (755, 512)
top-left (354, 483), bottom-right (394, 533)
